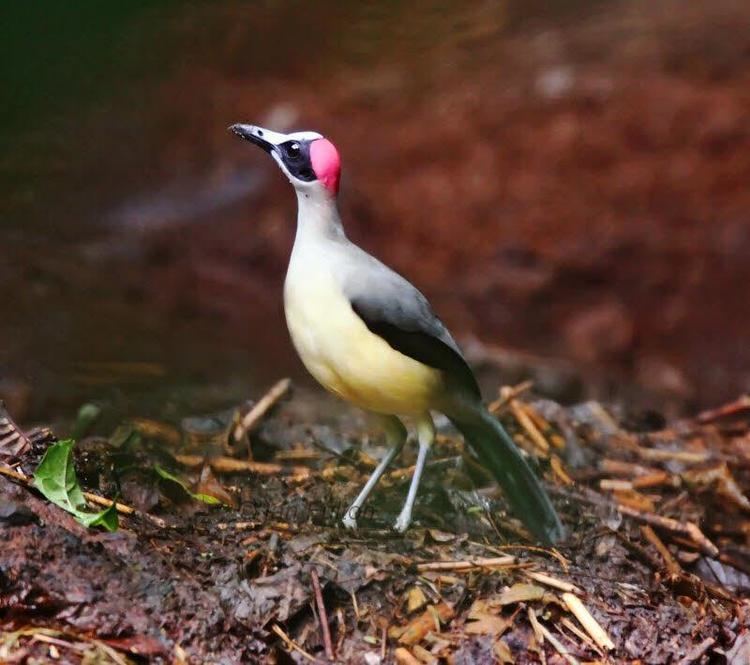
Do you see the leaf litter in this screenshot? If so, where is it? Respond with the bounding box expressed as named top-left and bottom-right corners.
top-left (1, 380), bottom-right (749, 662)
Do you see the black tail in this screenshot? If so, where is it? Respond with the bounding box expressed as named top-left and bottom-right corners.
top-left (450, 406), bottom-right (566, 545)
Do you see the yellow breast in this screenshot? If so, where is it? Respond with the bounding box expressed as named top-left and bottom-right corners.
top-left (283, 266), bottom-right (443, 416)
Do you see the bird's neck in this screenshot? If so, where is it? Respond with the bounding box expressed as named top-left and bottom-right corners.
top-left (294, 190), bottom-right (346, 245)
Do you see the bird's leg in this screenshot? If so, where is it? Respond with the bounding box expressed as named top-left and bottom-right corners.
top-left (342, 415), bottom-right (407, 530)
top-left (393, 413), bottom-right (435, 533)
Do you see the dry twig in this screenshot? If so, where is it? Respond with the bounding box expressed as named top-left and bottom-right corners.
top-left (618, 505), bottom-right (719, 557)
top-left (487, 381), bottom-right (534, 414)
top-left (415, 556), bottom-right (516, 573)
top-left (310, 568), bottom-right (334, 661)
top-left (533, 617), bottom-right (581, 665)
top-left (524, 571), bottom-right (582, 594)
top-left (696, 395), bottom-right (750, 423)
top-left (233, 378), bottom-right (292, 450)
top-left (559, 616), bottom-right (600, 654)
top-left (271, 624), bottom-right (320, 663)
top-left (175, 454), bottom-right (310, 480)
top-left (640, 525), bottom-right (681, 576)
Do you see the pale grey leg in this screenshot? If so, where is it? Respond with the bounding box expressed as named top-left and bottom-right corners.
top-left (393, 413), bottom-right (435, 533)
top-left (342, 415), bottom-right (407, 530)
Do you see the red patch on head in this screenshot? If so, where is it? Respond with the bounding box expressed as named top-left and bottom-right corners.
top-left (309, 138), bottom-right (341, 195)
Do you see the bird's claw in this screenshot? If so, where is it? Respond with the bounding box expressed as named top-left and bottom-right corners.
top-left (393, 512), bottom-right (412, 533)
top-left (342, 507), bottom-right (359, 530)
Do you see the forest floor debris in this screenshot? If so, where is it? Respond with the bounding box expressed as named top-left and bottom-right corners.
top-left (1, 381), bottom-right (750, 663)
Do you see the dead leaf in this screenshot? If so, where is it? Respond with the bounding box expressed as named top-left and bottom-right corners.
top-left (465, 608), bottom-right (511, 636)
top-left (195, 462), bottom-right (237, 508)
top-left (427, 529), bottom-right (456, 543)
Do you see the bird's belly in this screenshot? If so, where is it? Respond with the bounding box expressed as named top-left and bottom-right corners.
top-left (284, 272), bottom-right (442, 415)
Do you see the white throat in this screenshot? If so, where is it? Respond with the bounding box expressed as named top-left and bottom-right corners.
top-left (294, 188), bottom-right (345, 244)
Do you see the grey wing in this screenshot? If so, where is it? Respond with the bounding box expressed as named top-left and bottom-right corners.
top-left (341, 250), bottom-right (481, 400)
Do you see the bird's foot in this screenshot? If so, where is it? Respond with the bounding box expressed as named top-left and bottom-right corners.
top-left (342, 506), bottom-right (359, 530)
top-left (393, 510), bottom-right (412, 534)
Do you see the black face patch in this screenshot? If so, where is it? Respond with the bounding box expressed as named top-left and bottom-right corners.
top-left (278, 140), bottom-right (316, 182)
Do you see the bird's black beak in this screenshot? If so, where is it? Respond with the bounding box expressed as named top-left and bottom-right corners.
top-left (229, 123), bottom-right (275, 154)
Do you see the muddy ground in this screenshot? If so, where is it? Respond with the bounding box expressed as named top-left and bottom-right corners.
top-left (2, 382), bottom-right (750, 663)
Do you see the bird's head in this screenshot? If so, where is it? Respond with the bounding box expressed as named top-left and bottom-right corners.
top-left (230, 123), bottom-right (341, 197)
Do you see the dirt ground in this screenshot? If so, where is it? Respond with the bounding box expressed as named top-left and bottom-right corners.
top-left (2, 381), bottom-right (750, 663)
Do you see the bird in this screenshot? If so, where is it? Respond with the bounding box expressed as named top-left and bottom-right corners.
top-left (229, 123), bottom-right (565, 544)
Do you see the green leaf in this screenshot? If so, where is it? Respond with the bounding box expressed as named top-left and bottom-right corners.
top-left (77, 500), bottom-right (119, 530)
top-left (33, 440), bottom-right (119, 531)
top-left (154, 465), bottom-right (222, 505)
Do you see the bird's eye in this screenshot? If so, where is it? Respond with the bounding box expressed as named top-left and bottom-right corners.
top-left (288, 142), bottom-right (301, 157)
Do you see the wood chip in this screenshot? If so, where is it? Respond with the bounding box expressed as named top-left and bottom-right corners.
top-left (632, 471), bottom-right (677, 489)
top-left (561, 592), bottom-right (615, 652)
top-left (550, 454), bottom-right (574, 485)
top-left (599, 479), bottom-right (633, 492)
top-left (396, 603), bottom-right (454, 645)
top-left (496, 583), bottom-right (546, 605)
top-left (613, 488), bottom-right (656, 512)
top-left (394, 647), bottom-right (422, 665)
top-left (636, 448), bottom-right (710, 464)
top-left (510, 400), bottom-right (550, 455)
top-left (599, 458), bottom-right (656, 477)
